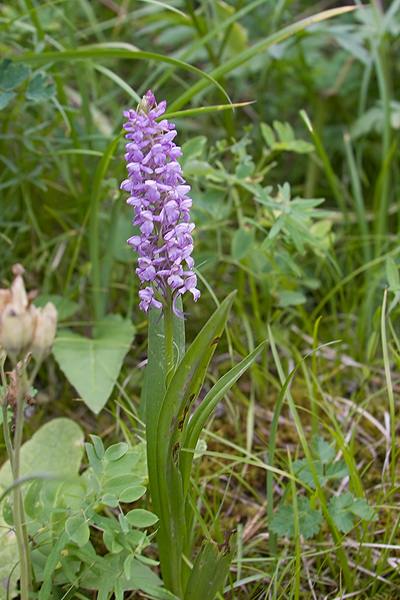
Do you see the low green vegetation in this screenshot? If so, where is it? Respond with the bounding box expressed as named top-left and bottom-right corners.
top-left (1, 1), bottom-right (400, 599)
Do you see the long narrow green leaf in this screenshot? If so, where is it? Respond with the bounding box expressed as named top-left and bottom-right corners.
top-left (343, 130), bottom-right (371, 264)
top-left (300, 109), bottom-right (350, 223)
top-left (13, 47), bottom-right (230, 105)
top-left (180, 342), bottom-right (265, 496)
top-left (153, 291), bottom-right (236, 595)
top-left (183, 532), bottom-right (237, 600)
top-left (169, 7), bottom-right (357, 111)
top-left (162, 292), bottom-right (236, 469)
top-left (39, 532), bottom-right (69, 600)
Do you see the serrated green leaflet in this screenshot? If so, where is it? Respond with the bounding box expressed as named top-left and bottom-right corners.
top-left (26, 73), bottom-right (56, 100)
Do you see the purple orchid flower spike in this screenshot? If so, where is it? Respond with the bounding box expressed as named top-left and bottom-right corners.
top-left (121, 90), bottom-right (200, 317)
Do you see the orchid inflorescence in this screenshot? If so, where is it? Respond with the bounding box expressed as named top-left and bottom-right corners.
top-left (120, 90), bottom-right (200, 317)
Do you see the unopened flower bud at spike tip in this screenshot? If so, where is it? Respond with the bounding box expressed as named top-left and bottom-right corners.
top-left (121, 90), bottom-right (200, 317)
top-left (0, 298), bottom-right (35, 360)
top-left (31, 302), bottom-right (58, 361)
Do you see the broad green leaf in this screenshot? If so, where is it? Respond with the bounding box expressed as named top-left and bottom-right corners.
top-left (293, 459), bottom-right (326, 489)
top-left (119, 511), bottom-right (130, 533)
top-left (125, 509), bottom-right (159, 528)
top-left (0, 514), bottom-right (18, 600)
top-left (0, 61), bottom-right (30, 90)
top-left (268, 213), bottom-right (285, 240)
top-left (213, 0), bottom-right (247, 58)
top-left (310, 435), bottom-right (336, 464)
top-left (137, 585), bottom-right (180, 600)
top-left (101, 493), bottom-right (119, 508)
top-left (182, 160), bottom-right (213, 176)
top-left (24, 479), bottom-right (44, 520)
top-left (0, 91), bottom-right (15, 109)
top-left (115, 577), bottom-right (124, 600)
top-left (328, 493), bottom-right (356, 534)
top-left (328, 493), bottom-right (377, 533)
top-left (65, 514), bottom-right (90, 547)
top-left (103, 529), bottom-right (117, 553)
top-left (88, 474), bottom-right (101, 494)
top-left (119, 486), bottom-right (147, 503)
top-left (349, 498), bottom-right (378, 522)
top-left (2, 497), bottom-right (13, 526)
top-left (79, 553), bottom-right (163, 593)
top-left (235, 157), bottom-right (255, 179)
top-left (180, 136), bottom-right (207, 166)
top-left (261, 123), bottom-right (276, 148)
top-left (90, 434), bottom-right (105, 459)
top-left (85, 442), bottom-right (103, 474)
top-left (270, 497), bottom-right (323, 539)
top-left (52, 314), bottom-right (135, 414)
top-left (105, 442), bottom-right (128, 461)
top-left (104, 450), bottom-right (142, 477)
top-left (0, 58), bottom-right (11, 81)
top-left (0, 418), bottom-right (84, 492)
top-left (183, 532), bottom-right (237, 600)
top-left (103, 476), bottom-right (145, 501)
top-left (117, 485), bottom-right (146, 503)
top-left (124, 553), bottom-right (134, 579)
top-left (276, 290), bottom-right (307, 307)
top-left (26, 72), bottom-right (56, 100)
top-left (273, 140), bottom-right (315, 154)
top-left (273, 120), bottom-right (295, 143)
top-left (58, 481), bottom-right (86, 511)
top-left (325, 461), bottom-right (349, 480)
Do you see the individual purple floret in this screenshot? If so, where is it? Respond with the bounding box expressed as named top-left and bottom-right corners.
top-left (121, 90), bottom-right (200, 316)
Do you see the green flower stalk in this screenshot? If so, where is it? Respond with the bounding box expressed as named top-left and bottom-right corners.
top-left (0, 264), bottom-right (58, 600)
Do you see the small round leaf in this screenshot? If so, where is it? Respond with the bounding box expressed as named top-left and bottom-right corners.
top-left (125, 509), bottom-right (159, 528)
top-left (65, 514), bottom-right (90, 547)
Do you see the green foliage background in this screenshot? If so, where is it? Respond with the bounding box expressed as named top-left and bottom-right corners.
top-left (1, 0), bottom-right (400, 598)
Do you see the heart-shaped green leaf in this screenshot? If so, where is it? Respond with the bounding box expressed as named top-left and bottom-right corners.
top-left (52, 314), bottom-right (135, 414)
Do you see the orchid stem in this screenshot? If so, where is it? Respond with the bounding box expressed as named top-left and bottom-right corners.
top-left (164, 289), bottom-right (175, 388)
